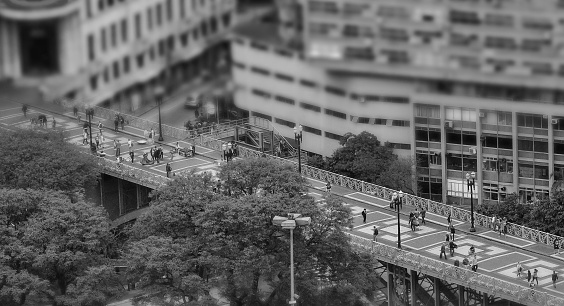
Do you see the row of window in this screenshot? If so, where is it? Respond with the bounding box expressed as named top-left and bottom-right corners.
top-left (253, 112), bottom-right (343, 140)
top-left (237, 63), bottom-right (409, 104)
top-left (88, 0), bottom-right (203, 20)
top-left (87, 2), bottom-right (230, 62)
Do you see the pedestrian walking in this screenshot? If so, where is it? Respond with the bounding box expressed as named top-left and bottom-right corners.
top-left (127, 139), bottom-right (133, 152)
top-left (159, 145), bottom-right (164, 160)
top-left (95, 135), bottom-right (100, 149)
top-left (390, 192), bottom-right (398, 209)
top-left (150, 146), bottom-right (156, 161)
top-left (115, 140), bottom-right (121, 157)
top-left (440, 243), bottom-right (448, 259)
top-left (471, 255), bottom-right (478, 272)
top-left (129, 150), bottom-right (135, 163)
top-left (82, 132), bottom-right (88, 145)
top-left (532, 269), bottom-right (539, 285)
top-left (554, 238), bottom-right (561, 255)
top-left (361, 209), bottom-right (367, 223)
top-left (114, 117), bottom-right (119, 131)
top-left (100, 133), bottom-right (105, 149)
top-left (73, 105), bottom-right (78, 117)
top-left (77, 114), bottom-right (81, 123)
top-left (421, 208), bottom-right (426, 225)
top-left (191, 143), bottom-right (196, 156)
top-left (501, 217), bottom-right (507, 237)
top-left (552, 271), bottom-right (558, 288)
top-left (372, 226), bottom-right (379, 242)
top-left (449, 224), bottom-right (456, 241)
top-left (516, 262), bottom-right (523, 278)
top-left (22, 104), bottom-right (28, 117)
top-left (527, 270), bottom-right (531, 283)
top-left (98, 121), bottom-right (103, 135)
top-left (166, 163), bottom-right (172, 178)
top-left (326, 181), bottom-right (332, 193)
top-left (449, 241), bottom-right (457, 257)
top-left (175, 141), bottom-right (181, 153)
top-left (52, 117), bottom-right (56, 129)
top-left (151, 129), bottom-right (155, 144)
top-left (120, 115), bottom-right (125, 130)
top-left (447, 213), bottom-right (451, 226)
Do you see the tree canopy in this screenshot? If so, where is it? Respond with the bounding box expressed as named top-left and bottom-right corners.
top-left (0, 188), bottom-right (122, 306)
top-left (125, 159), bottom-right (378, 306)
top-left (0, 129), bottom-right (99, 197)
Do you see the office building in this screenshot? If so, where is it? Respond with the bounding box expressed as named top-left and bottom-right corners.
top-left (231, 0), bottom-right (564, 205)
top-left (0, 0), bottom-right (236, 111)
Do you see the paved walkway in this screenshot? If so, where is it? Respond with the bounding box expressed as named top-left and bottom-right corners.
top-left (1, 101), bottom-right (564, 300)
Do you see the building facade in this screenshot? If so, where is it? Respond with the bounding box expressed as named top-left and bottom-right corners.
top-left (0, 0), bottom-right (236, 111)
top-left (231, 0), bottom-right (564, 205)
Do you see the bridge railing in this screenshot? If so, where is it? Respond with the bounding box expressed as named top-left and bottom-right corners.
top-left (72, 105), bottom-right (563, 248)
top-left (348, 234), bottom-right (564, 306)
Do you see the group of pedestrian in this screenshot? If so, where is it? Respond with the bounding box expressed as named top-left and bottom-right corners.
top-left (408, 208), bottom-right (425, 231)
top-left (515, 262), bottom-right (559, 288)
top-left (554, 238), bottom-right (564, 255)
top-left (149, 145), bottom-right (165, 163)
top-left (114, 114), bottom-right (125, 131)
top-left (491, 215), bottom-right (508, 237)
top-left (221, 141), bottom-right (238, 161)
top-left (389, 191), bottom-right (404, 210)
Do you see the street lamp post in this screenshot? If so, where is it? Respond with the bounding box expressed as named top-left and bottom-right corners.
top-left (86, 107), bottom-right (96, 153)
top-left (294, 125), bottom-right (303, 174)
top-left (466, 172), bottom-right (477, 232)
top-left (155, 86), bottom-right (164, 142)
top-left (397, 191), bottom-right (404, 249)
top-left (272, 213), bottom-right (311, 305)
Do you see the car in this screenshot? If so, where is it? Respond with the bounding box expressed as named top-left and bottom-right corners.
top-left (184, 94), bottom-right (203, 109)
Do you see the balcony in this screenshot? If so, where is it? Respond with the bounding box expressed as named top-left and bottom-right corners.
top-left (0, 0), bottom-right (80, 20)
top-left (499, 172), bottom-right (513, 183)
top-left (555, 154), bottom-right (564, 162)
top-left (481, 124), bottom-right (513, 134)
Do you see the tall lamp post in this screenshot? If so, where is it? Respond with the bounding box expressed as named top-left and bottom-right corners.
top-left (397, 191), bottom-right (404, 249)
top-left (86, 107), bottom-right (96, 153)
top-left (466, 172), bottom-right (477, 232)
top-left (155, 86), bottom-right (164, 142)
top-left (272, 213), bottom-right (311, 305)
top-left (294, 124), bottom-right (303, 174)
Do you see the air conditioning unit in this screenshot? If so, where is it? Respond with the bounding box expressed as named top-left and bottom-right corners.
top-left (444, 121), bottom-right (454, 128)
top-left (552, 119), bottom-right (559, 124)
top-left (479, 112), bottom-right (485, 118)
top-left (469, 147), bottom-right (477, 155)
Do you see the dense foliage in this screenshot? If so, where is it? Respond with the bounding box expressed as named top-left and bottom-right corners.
top-left (125, 159), bottom-right (379, 306)
top-left (477, 191), bottom-right (564, 236)
top-left (308, 131), bottom-right (416, 194)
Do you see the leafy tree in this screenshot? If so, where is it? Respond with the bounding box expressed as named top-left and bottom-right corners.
top-left (0, 129), bottom-right (99, 198)
top-left (527, 191), bottom-right (564, 236)
top-left (218, 158), bottom-right (308, 197)
top-left (476, 193), bottom-right (530, 225)
top-left (0, 188), bottom-right (122, 306)
top-left (374, 156), bottom-right (417, 194)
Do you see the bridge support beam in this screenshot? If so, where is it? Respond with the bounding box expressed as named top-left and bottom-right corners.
top-left (387, 263), bottom-right (394, 306)
top-left (483, 293), bottom-right (489, 306)
top-left (458, 285), bottom-right (465, 306)
top-left (259, 132), bottom-right (264, 152)
top-left (118, 178), bottom-right (124, 216)
top-left (434, 277), bottom-right (440, 306)
top-left (136, 185), bottom-right (142, 209)
top-left (410, 270), bottom-right (417, 306)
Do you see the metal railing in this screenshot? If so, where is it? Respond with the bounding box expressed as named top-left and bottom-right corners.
top-left (70, 105), bottom-right (564, 248)
top-left (348, 234), bottom-right (564, 306)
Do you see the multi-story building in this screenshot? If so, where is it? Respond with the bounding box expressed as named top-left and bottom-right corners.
top-left (231, 0), bottom-right (564, 205)
top-left (0, 0), bottom-right (237, 111)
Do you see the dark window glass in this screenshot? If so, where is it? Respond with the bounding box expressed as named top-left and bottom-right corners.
top-left (518, 139), bottom-right (534, 151)
top-left (300, 79), bottom-right (317, 87)
top-left (555, 142), bottom-right (564, 154)
top-left (462, 133), bottom-right (476, 145)
top-left (446, 132), bottom-right (461, 144)
top-left (135, 14), bottom-right (142, 38)
top-left (415, 129), bottom-right (428, 141)
top-left (417, 153), bottom-right (429, 167)
top-left (534, 140), bottom-right (548, 153)
top-left (121, 19), bottom-right (128, 43)
top-left (429, 130), bottom-right (441, 142)
top-left (325, 109), bottom-right (347, 120)
top-left (498, 137), bottom-right (512, 149)
top-left (446, 154), bottom-right (462, 170)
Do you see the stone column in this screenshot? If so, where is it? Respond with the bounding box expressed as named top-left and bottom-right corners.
top-left (118, 178), bottom-right (124, 216)
top-left (434, 277), bottom-right (440, 306)
top-left (512, 112), bottom-right (519, 198)
top-left (410, 270), bottom-right (417, 306)
top-left (458, 285), bottom-right (465, 306)
top-left (387, 263), bottom-right (394, 306)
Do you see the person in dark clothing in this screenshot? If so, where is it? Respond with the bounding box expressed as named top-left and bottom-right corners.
top-left (114, 118), bottom-right (119, 131)
top-left (440, 243), bottom-right (447, 259)
top-left (449, 241), bottom-right (457, 256)
top-left (73, 106), bottom-right (78, 117)
top-left (22, 105), bottom-right (28, 117)
top-left (361, 209), bottom-right (367, 223)
top-left (421, 208), bottom-right (426, 225)
top-left (166, 163), bottom-right (172, 177)
top-left (129, 150), bottom-right (135, 163)
top-left (449, 224), bottom-right (456, 241)
top-left (527, 270), bottom-right (532, 283)
top-left (120, 115), bottom-right (125, 130)
top-left (447, 213), bottom-right (452, 225)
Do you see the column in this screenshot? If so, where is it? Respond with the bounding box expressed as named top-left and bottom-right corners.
top-left (136, 185), bottom-right (142, 209)
top-left (549, 115), bottom-right (555, 193)
top-left (4, 20), bottom-right (22, 78)
top-left (440, 104), bottom-right (448, 204)
top-left (458, 285), bottom-right (465, 306)
top-left (410, 270), bottom-right (417, 306)
top-left (476, 108), bottom-right (483, 206)
top-left (99, 174), bottom-right (105, 207)
top-left (483, 293), bottom-right (489, 306)
top-left (434, 277), bottom-right (440, 306)
top-left (512, 112), bottom-right (519, 197)
top-left (387, 263), bottom-right (394, 306)
top-left (118, 178), bottom-right (124, 216)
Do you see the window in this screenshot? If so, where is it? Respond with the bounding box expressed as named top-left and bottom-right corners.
top-left (210, 17), bottom-right (218, 34)
top-left (498, 111), bottom-right (512, 125)
top-left (519, 163), bottom-right (549, 180)
top-left (343, 47), bottom-right (375, 61)
top-left (275, 118), bottom-right (295, 128)
top-left (374, 119), bottom-right (387, 125)
top-left (382, 96), bottom-right (409, 103)
top-left (380, 27), bottom-right (409, 42)
top-left (147, 8), bottom-right (153, 30)
top-left (136, 53), bottom-right (145, 68)
top-left (180, 32), bottom-right (189, 47)
top-left (415, 105), bottom-right (440, 118)
top-left (135, 14), bottom-right (142, 39)
top-left (86, 0), bottom-right (92, 18)
top-left (201, 21), bottom-right (208, 37)
top-left (166, 0), bottom-right (173, 20)
top-left (450, 10), bottom-right (480, 25)
top-left (233, 61), bottom-right (245, 69)
top-left (101, 28), bottom-right (107, 52)
top-left (325, 109), bottom-right (347, 120)
top-left (518, 139), bottom-right (548, 153)
top-left (251, 111), bottom-right (272, 121)
top-left (113, 61), bottom-right (120, 79)
top-left (98, 0), bottom-right (104, 11)
top-left (309, 0), bottom-right (339, 14)
top-left (325, 86), bottom-right (346, 97)
top-left (274, 73), bottom-right (294, 82)
top-left (123, 56), bottom-right (130, 74)
top-left (300, 102), bottom-right (321, 112)
top-left (522, 39), bottom-right (549, 52)
top-left (377, 5), bottom-right (409, 19)
top-left (446, 108), bottom-right (476, 121)
top-left (193, 28), bottom-right (199, 40)
top-left (522, 18), bottom-right (553, 31)
top-left (90, 75), bottom-right (98, 91)
top-left (167, 35), bottom-right (175, 51)
top-left (300, 79), bottom-right (317, 88)
top-left (250, 67), bottom-right (270, 76)
top-left (303, 125), bottom-right (322, 135)
top-left (485, 37), bottom-right (517, 50)
top-left (179, 0), bottom-right (186, 19)
top-left (392, 120), bottom-right (410, 127)
top-left (309, 22), bottom-right (338, 36)
top-left (149, 47), bottom-right (155, 60)
top-left (87, 34), bottom-right (95, 61)
top-left (483, 182), bottom-right (501, 201)
top-left (556, 140), bottom-right (564, 155)
top-left (222, 12), bottom-right (231, 28)
top-left (121, 19), bottom-right (128, 43)
top-left (103, 68), bottom-right (109, 83)
top-left (158, 39), bottom-right (166, 56)
top-left (274, 95), bottom-right (295, 105)
top-left (484, 14), bottom-right (513, 27)
top-left (517, 114), bottom-right (548, 129)
top-left (388, 143), bottom-right (411, 150)
top-left (325, 131), bottom-right (342, 141)
top-left (251, 89), bottom-right (271, 99)
top-left (250, 42), bottom-right (268, 51)
top-left (111, 23), bottom-right (117, 47)
top-left (523, 62), bottom-right (553, 75)
top-left (343, 25), bottom-right (373, 38)
top-left (274, 49), bottom-right (293, 58)
top-left (156, 4), bottom-right (163, 26)
top-left (482, 135), bottom-right (513, 149)
top-left (343, 3), bottom-right (369, 16)
top-left (381, 49), bottom-right (409, 64)
top-left (415, 128), bottom-right (441, 142)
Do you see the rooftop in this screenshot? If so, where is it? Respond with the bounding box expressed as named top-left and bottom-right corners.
top-left (233, 19), bottom-right (303, 52)
top-left (0, 0), bottom-right (74, 11)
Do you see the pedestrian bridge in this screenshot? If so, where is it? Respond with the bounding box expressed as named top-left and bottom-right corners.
top-left (2, 103), bottom-right (563, 306)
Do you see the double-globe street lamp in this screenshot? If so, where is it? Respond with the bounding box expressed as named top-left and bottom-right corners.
top-left (272, 213), bottom-right (311, 305)
top-left (85, 107), bottom-right (96, 153)
top-left (155, 86), bottom-right (165, 142)
top-left (466, 172), bottom-right (477, 232)
top-left (294, 125), bottom-right (303, 173)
